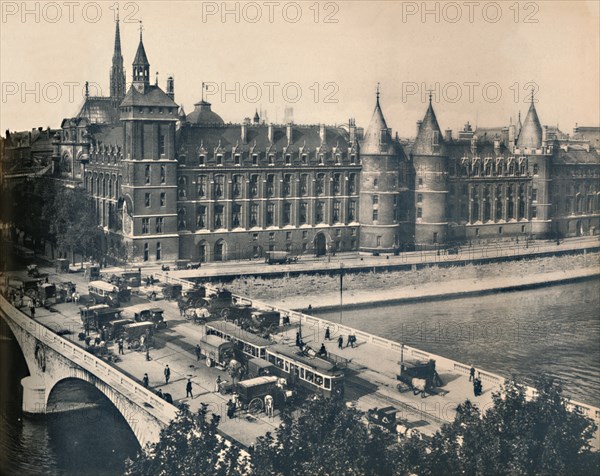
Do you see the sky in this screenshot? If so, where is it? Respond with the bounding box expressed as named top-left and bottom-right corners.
top-left (1, 0), bottom-right (599, 137)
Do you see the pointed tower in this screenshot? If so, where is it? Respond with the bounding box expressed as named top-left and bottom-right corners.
top-left (110, 14), bottom-right (126, 102)
top-left (412, 93), bottom-right (449, 247)
top-left (132, 23), bottom-right (150, 94)
top-left (516, 90), bottom-right (552, 238)
top-left (359, 86), bottom-right (407, 254)
top-left (517, 96), bottom-right (542, 150)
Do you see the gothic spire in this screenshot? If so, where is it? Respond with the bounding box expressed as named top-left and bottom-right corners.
top-left (110, 13), bottom-right (126, 101)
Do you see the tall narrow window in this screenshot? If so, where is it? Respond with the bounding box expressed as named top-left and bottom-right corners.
top-left (232, 203), bottom-right (241, 228)
top-left (142, 218), bottom-right (149, 234)
top-left (214, 175), bottom-right (224, 199)
top-left (160, 192), bottom-right (166, 207)
top-left (197, 206), bottom-right (206, 228)
top-left (333, 201), bottom-right (341, 222)
top-left (316, 201), bottom-right (324, 223)
top-left (266, 203), bottom-right (275, 226)
top-left (145, 193), bottom-right (151, 207)
top-left (158, 133), bottom-right (165, 157)
top-left (197, 175), bottom-right (207, 198)
top-left (250, 175), bottom-right (259, 197)
top-left (145, 165), bottom-right (150, 184)
top-left (299, 202), bottom-right (307, 224)
top-left (300, 174), bottom-right (308, 196)
top-left (214, 205), bottom-right (224, 228)
top-left (283, 203), bottom-right (291, 225)
top-left (156, 242), bottom-right (161, 260)
top-left (155, 217), bottom-right (163, 233)
top-left (266, 174), bottom-right (275, 197)
top-left (160, 165), bottom-right (166, 184)
top-left (250, 204), bottom-right (258, 227)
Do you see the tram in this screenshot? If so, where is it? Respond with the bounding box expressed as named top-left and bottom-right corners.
top-left (204, 320), bottom-right (345, 398)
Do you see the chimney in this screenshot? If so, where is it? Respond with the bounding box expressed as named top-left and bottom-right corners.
top-left (416, 120), bottom-right (422, 137)
top-left (286, 123), bottom-right (293, 145)
top-left (508, 124), bottom-right (516, 150)
top-left (349, 118), bottom-right (356, 144)
top-left (444, 129), bottom-right (452, 142)
top-left (542, 125), bottom-right (548, 148)
top-left (241, 122), bottom-right (247, 144)
top-left (320, 124), bottom-right (326, 144)
top-left (166, 76), bottom-right (175, 100)
top-left (494, 137), bottom-right (501, 153)
top-left (268, 123), bottom-right (274, 143)
top-left (471, 135), bottom-right (478, 155)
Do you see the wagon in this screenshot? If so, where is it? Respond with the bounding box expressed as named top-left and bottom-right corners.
top-left (199, 334), bottom-right (234, 368)
top-left (123, 321), bottom-right (154, 350)
top-left (134, 307), bottom-right (167, 329)
top-left (236, 375), bottom-right (281, 414)
top-left (396, 359), bottom-right (443, 398)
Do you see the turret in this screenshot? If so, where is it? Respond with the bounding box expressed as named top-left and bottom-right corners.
top-left (412, 93), bottom-right (448, 247)
top-left (359, 86), bottom-right (408, 254)
top-left (132, 24), bottom-right (150, 94)
top-left (166, 76), bottom-right (175, 100)
top-left (517, 95), bottom-right (542, 150)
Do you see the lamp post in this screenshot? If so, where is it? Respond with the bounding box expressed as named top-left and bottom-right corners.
top-left (339, 263), bottom-right (344, 324)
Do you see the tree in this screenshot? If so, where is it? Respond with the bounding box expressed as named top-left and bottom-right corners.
top-left (398, 378), bottom-right (600, 476)
top-left (251, 396), bottom-right (398, 476)
top-left (125, 403), bottom-right (248, 476)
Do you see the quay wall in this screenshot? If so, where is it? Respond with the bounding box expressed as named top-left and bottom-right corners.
top-left (158, 272), bottom-right (600, 427)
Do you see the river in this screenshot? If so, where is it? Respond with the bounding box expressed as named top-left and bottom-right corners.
top-left (1, 279), bottom-right (599, 475)
top-left (313, 278), bottom-right (600, 408)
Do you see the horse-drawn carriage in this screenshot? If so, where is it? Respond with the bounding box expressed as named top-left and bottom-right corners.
top-left (396, 359), bottom-right (443, 398)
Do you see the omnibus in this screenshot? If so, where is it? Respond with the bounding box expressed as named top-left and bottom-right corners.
top-left (206, 320), bottom-right (272, 360)
top-left (265, 344), bottom-right (345, 398)
top-left (88, 281), bottom-right (120, 307)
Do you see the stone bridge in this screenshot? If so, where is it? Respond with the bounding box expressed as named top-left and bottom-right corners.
top-left (0, 294), bottom-right (178, 449)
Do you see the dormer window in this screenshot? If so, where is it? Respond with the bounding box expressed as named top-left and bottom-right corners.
top-left (199, 154), bottom-right (205, 166)
top-left (432, 131), bottom-right (439, 146)
top-left (285, 154), bottom-right (291, 166)
top-left (216, 154), bottom-right (223, 166)
top-left (268, 154), bottom-right (275, 166)
top-left (318, 154), bottom-right (324, 165)
top-left (335, 154), bottom-right (341, 165)
top-left (350, 154), bottom-right (356, 165)
top-left (252, 154), bottom-right (258, 166)
top-left (302, 154), bottom-right (308, 165)
top-left (234, 154), bottom-right (241, 166)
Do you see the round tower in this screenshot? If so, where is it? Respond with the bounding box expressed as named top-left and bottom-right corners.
top-left (412, 96), bottom-right (449, 247)
top-left (359, 88), bottom-right (403, 254)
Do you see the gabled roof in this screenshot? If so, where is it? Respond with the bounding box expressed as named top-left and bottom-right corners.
top-left (120, 85), bottom-right (178, 108)
top-left (517, 102), bottom-right (543, 149)
top-left (360, 94), bottom-right (399, 155)
top-left (413, 101), bottom-right (445, 156)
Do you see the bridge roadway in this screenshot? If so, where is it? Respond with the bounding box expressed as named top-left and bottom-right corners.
top-left (3, 244), bottom-right (600, 449)
top-left (2, 263), bottom-right (504, 448)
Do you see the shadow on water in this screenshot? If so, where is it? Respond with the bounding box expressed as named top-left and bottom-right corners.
top-left (0, 318), bottom-right (140, 476)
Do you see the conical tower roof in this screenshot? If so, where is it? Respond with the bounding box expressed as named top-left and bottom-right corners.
top-left (517, 100), bottom-right (542, 149)
top-left (413, 98), bottom-right (445, 156)
top-left (133, 31), bottom-right (149, 66)
top-left (113, 17), bottom-right (122, 59)
top-left (360, 89), bottom-right (396, 155)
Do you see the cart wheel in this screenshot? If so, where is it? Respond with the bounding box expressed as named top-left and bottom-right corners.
top-left (130, 339), bottom-right (140, 350)
top-left (413, 388), bottom-right (420, 396)
top-left (248, 398), bottom-right (263, 414)
top-left (221, 308), bottom-right (231, 319)
top-left (206, 357), bottom-right (213, 367)
top-left (397, 383), bottom-right (408, 393)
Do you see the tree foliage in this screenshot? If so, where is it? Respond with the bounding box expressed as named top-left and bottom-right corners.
top-left (125, 403), bottom-right (248, 476)
top-left (123, 379), bottom-right (598, 476)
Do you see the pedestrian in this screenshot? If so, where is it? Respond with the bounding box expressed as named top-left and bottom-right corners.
top-left (337, 335), bottom-right (343, 349)
top-left (164, 364), bottom-right (171, 384)
top-left (318, 343), bottom-right (327, 357)
top-left (118, 338), bottom-right (124, 355)
top-left (226, 399), bottom-right (235, 419)
top-left (29, 301), bottom-right (35, 318)
top-left (264, 394), bottom-right (274, 417)
top-left (469, 365), bottom-right (475, 382)
top-left (295, 331), bottom-right (301, 347)
top-left (186, 378), bottom-right (193, 398)
top-left (44, 276), bottom-right (49, 284)
top-left (195, 344), bottom-right (201, 361)
top-left (215, 375), bottom-right (222, 393)
top-left (325, 326), bottom-right (331, 340)
top-left (142, 373), bottom-right (149, 388)
top-left (157, 389), bottom-right (164, 399)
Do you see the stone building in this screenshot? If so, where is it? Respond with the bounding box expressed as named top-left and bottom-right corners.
top-left (4, 21), bottom-right (598, 263)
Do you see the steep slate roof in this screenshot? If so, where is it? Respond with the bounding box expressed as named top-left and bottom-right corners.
top-left (120, 85), bottom-right (178, 108)
top-left (177, 123), bottom-right (350, 157)
top-left (445, 141), bottom-right (511, 159)
top-left (517, 102), bottom-right (543, 149)
top-left (413, 102), bottom-right (445, 156)
top-left (88, 124), bottom-right (123, 147)
top-left (360, 95), bottom-right (399, 155)
top-left (554, 147), bottom-right (600, 165)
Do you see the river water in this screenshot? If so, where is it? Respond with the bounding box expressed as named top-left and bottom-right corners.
top-left (1, 279), bottom-right (599, 475)
top-left (313, 279), bottom-right (600, 408)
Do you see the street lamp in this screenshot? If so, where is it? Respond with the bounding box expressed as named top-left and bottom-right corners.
top-left (339, 263), bottom-right (344, 324)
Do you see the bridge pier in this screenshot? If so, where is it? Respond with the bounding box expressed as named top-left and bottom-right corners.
top-left (21, 376), bottom-right (47, 414)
